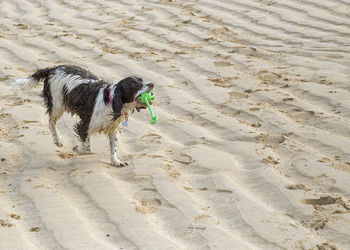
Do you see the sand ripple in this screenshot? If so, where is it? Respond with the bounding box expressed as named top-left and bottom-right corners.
top-left (0, 0), bottom-right (349, 249)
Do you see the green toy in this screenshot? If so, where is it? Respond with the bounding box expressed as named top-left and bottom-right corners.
top-left (138, 91), bottom-right (158, 124)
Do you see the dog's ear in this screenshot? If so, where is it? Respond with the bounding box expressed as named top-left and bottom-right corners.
top-left (111, 85), bottom-right (123, 120)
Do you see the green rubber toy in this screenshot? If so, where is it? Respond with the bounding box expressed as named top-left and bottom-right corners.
top-left (138, 91), bottom-right (158, 124)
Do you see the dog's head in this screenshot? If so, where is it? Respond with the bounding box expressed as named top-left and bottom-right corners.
top-left (116, 76), bottom-right (154, 107)
top-left (111, 77), bottom-right (154, 118)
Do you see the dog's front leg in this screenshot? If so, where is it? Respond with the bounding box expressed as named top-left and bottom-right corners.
top-left (109, 131), bottom-right (127, 167)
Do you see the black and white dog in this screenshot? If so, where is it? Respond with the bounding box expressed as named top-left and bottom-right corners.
top-left (15, 65), bottom-right (154, 167)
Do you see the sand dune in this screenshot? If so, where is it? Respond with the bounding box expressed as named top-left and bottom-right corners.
top-left (0, 0), bottom-right (350, 249)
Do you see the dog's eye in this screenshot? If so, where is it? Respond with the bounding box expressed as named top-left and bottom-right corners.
top-left (133, 80), bottom-right (142, 87)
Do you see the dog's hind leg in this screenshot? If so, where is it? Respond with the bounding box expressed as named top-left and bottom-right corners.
top-left (72, 138), bottom-right (90, 154)
top-left (42, 76), bottom-right (64, 148)
top-left (108, 131), bottom-right (127, 167)
top-left (81, 136), bottom-right (90, 153)
top-left (73, 119), bottom-right (91, 154)
top-left (49, 109), bottom-right (64, 147)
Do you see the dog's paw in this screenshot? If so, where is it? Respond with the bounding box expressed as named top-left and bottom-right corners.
top-left (73, 145), bottom-right (91, 154)
top-left (112, 160), bottom-right (128, 168)
top-left (53, 137), bottom-right (63, 147)
top-left (53, 135), bottom-right (63, 147)
top-left (55, 141), bottom-right (63, 147)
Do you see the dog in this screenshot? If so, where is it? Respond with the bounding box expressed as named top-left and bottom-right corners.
top-left (15, 65), bottom-right (154, 167)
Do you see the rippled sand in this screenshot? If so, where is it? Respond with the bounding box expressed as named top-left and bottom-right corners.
top-left (0, 0), bottom-right (350, 249)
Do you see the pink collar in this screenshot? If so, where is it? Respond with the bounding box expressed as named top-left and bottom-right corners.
top-left (108, 86), bottom-right (113, 106)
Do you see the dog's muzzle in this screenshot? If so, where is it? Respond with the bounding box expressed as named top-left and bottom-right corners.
top-left (135, 82), bottom-right (154, 106)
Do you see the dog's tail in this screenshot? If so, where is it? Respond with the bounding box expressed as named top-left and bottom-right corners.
top-left (13, 67), bottom-right (52, 89)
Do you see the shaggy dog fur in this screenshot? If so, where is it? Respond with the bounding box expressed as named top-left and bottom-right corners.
top-left (15, 65), bottom-right (154, 167)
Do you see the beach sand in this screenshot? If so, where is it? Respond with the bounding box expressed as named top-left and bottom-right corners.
top-left (0, 0), bottom-right (350, 249)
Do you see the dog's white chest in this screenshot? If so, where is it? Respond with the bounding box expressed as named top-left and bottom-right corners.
top-left (88, 89), bottom-right (134, 135)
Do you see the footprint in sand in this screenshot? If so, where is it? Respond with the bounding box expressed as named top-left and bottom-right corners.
top-left (140, 133), bottom-right (161, 144)
top-left (21, 120), bottom-right (39, 125)
top-left (135, 198), bottom-right (161, 215)
top-left (0, 219), bottom-right (12, 227)
top-left (6, 98), bottom-right (31, 107)
top-left (228, 90), bottom-right (249, 99)
top-left (174, 153), bottom-right (195, 165)
top-left (256, 70), bottom-right (281, 82)
top-left (213, 61), bottom-right (233, 67)
top-left (258, 133), bottom-right (286, 148)
top-left (57, 151), bottom-right (74, 159)
top-left (285, 184), bottom-right (310, 191)
top-left (263, 156), bottom-right (279, 165)
top-left (29, 227), bottom-right (40, 232)
top-left (229, 46), bottom-right (260, 57)
top-left (301, 217), bottom-right (328, 231)
top-left (301, 196), bottom-right (350, 210)
top-left (9, 214), bottom-right (21, 220)
top-left (209, 77), bottom-right (236, 88)
top-left (184, 113), bottom-right (195, 121)
top-left (162, 164), bottom-right (182, 179)
top-left (301, 196), bottom-right (350, 232)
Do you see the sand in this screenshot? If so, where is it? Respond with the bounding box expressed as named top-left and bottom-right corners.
top-left (0, 0), bottom-right (350, 249)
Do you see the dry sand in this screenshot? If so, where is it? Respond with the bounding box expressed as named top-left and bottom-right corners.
top-left (0, 0), bottom-right (350, 249)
